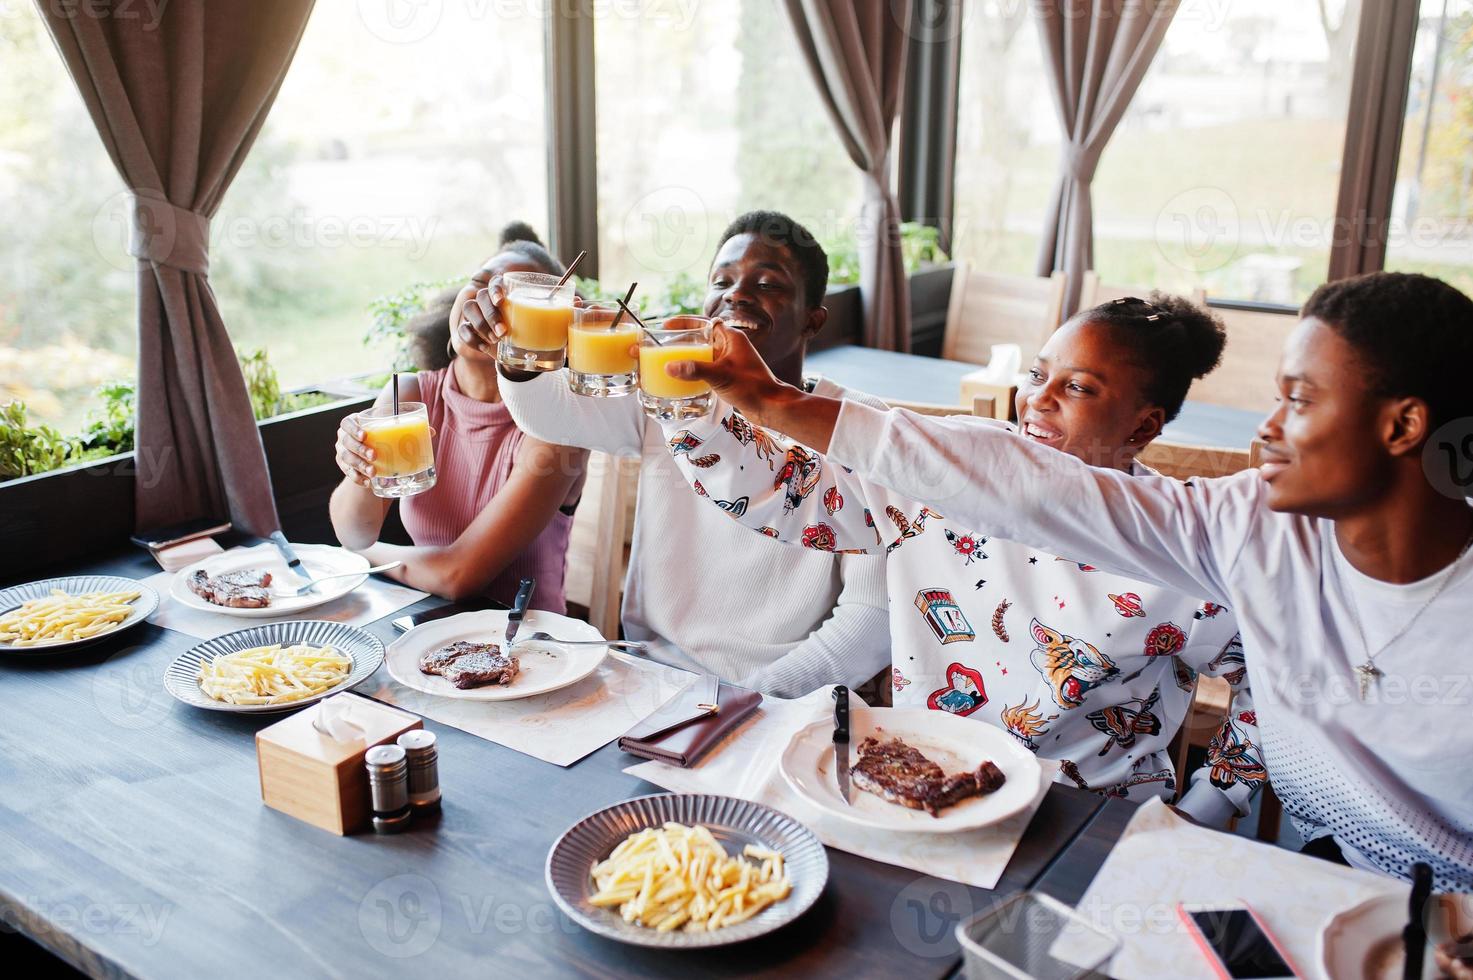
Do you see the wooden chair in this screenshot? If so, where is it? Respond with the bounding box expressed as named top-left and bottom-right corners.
top-left (1078, 270), bottom-right (1207, 311)
top-left (1137, 441), bottom-right (1253, 481)
top-left (941, 262), bottom-right (1067, 368)
top-left (563, 451), bottom-right (639, 640)
top-left (1188, 302), bottom-right (1299, 415)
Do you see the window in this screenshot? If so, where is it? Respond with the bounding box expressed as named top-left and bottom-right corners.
top-left (1092, 0), bottom-right (1360, 305)
top-left (0, 6), bottom-right (133, 436)
top-left (951, 1), bottom-right (1058, 277)
top-left (212, 1), bottom-right (549, 388)
top-left (1385, 0), bottom-right (1472, 296)
top-left (593, 0), bottom-right (862, 294)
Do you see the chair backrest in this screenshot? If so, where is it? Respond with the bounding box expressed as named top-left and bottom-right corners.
top-left (1137, 440), bottom-right (1255, 481)
top-left (1078, 270), bottom-right (1207, 312)
top-left (942, 261), bottom-right (1067, 366)
top-left (564, 451), bottom-right (639, 639)
top-left (1188, 302), bottom-right (1299, 415)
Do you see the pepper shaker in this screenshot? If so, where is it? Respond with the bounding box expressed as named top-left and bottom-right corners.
top-left (397, 729), bottom-right (441, 813)
top-left (365, 744), bottom-right (411, 834)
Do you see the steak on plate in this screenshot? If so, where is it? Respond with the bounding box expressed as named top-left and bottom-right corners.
top-left (419, 640), bottom-right (520, 689)
top-left (187, 568), bottom-right (272, 609)
top-left (850, 736), bottom-right (1006, 817)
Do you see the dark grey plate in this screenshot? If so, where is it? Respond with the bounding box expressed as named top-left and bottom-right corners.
top-left (164, 619), bottom-right (384, 713)
top-left (545, 793), bottom-right (828, 948)
top-left (0, 575), bottom-right (158, 655)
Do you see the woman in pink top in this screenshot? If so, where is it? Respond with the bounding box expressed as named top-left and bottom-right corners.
top-left (329, 224), bottom-right (586, 612)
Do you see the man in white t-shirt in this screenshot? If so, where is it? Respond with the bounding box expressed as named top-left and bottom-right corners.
top-left (451, 211), bottom-right (889, 697)
top-left (666, 271), bottom-right (1473, 891)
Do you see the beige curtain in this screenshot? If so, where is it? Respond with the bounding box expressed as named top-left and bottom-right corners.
top-left (40, 0), bottom-right (317, 534)
top-left (785, 0), bottom-right (913, 351)
top-left (1034, 0), bottom-right (1179, 317)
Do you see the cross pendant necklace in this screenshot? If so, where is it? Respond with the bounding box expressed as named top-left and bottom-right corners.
top-left (1354, 661), bottom-right (1383, 701)
top-left (1342, 527), bottom-right (1473, 703)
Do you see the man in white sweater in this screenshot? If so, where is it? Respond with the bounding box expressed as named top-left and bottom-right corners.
top-left (668, 271), bottom-right (1473, 891)
top-left (453, 211), bottom-right (889, 696)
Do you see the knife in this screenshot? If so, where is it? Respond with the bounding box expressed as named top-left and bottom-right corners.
top-left (503, 578), bottom-right (535, 645)
top-left (833, 685), bottom-right (852, 805)
top-left (268, 530), bottom-right (314, 589)
top-left (1404, 861), bottom-right (1432, 980)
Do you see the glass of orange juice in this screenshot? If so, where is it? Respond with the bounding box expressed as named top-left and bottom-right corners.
top-left (639, 315), bottom-right (714, 420)
top-left (568, 302), bottom-right (640, 397)
top-left (360, 402), bottom-right (436, 497)
top-left (498, 271), bottom-right (574, 373)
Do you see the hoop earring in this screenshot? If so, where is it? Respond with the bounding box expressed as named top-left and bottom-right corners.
top-left (445, 337), bottom-right (456, 361)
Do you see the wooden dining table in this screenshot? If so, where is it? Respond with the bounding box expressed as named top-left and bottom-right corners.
top-left (0, 545), bottom-right (1128, 980)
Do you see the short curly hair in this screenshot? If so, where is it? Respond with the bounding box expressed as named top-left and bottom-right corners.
top-left (714, 210), bottom-right (828, 307)
top-left (1302, 272), bottom-right (1473, 430)
top-left (1076, 292), bottom-right (1227, 422)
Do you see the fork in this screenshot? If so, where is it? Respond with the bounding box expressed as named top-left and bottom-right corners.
top-left (510, 630), bottom-right (647, 652)
top-left (271, 562), bottom-right (402, 598)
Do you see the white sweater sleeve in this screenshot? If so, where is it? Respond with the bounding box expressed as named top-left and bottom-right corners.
top-left (499, 368), bottom-right (644, 456)
top-left (736, 552), bottom-right (891, 697)
top-left (828, 401), bottom-right (1261, 602)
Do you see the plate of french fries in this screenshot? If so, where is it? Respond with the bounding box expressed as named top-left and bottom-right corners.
top-left (0, 575), bottom-right (158, 654)
top-left (164, 619), bottom-right (384, 713)
top-left (546, 793), bottom-right (828, 948)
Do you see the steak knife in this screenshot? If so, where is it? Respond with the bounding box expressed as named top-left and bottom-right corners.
top-left (503, 578), bottom-right (536, 645)
top-left (833, 685), bottom-right (852, 805)
top-left (268, 530), bottom-right (314, 589)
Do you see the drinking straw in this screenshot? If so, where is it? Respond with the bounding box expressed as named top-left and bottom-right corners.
top-left (391, 372), bottom-right (399, 416)
top-left (543, 250), bottom-right (587, 298)
top-left (617, 298), bottom-right (660, 345)
top-left (609, 282), bottom-right (638, 331)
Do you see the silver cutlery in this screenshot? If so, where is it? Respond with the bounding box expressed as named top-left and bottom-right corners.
top-left (510, 630), bottom-right (647, 652)
top-left (271, 562), bottom-right (402, 598)
top-left (833, 684), bottom-right (852, 805)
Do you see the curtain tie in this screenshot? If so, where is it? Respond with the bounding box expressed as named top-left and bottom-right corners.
top-left (127, 190), bottom-right (211, 275)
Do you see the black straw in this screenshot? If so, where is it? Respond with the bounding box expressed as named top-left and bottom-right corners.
top-left (544, 250), bottom-right (586, 298)
top-left (391, 372), bottom-right (399, 415)
top-left (609, 282), bottom-right (638, 331)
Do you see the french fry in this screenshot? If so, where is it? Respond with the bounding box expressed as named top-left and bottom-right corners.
top-left (0, 589), bottom-right (142, 647)
top-left (587, 823), bottom-right (792, 934)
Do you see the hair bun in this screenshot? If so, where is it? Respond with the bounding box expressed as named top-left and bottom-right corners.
top-left (498, 220), bottom-right (542, 247)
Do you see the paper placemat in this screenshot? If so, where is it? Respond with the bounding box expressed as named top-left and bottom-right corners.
top-left (625, 689), bottom-right (1057, 889)
top-left (1072, 798), bottom-right (1400, 979)
top-left (142, 558), bottom-right (428, 642)
top-left (365, 651), bottom-right (695, 767)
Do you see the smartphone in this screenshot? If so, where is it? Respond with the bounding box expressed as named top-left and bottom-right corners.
top-left (130, 518), bottom-right (232, 551)
top-left (1178, 903), bottom-right (1301, 979)
top-left (391, 597), bottom-right (506, 633)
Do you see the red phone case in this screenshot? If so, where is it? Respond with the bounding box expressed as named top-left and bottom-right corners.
top-left (1176, 902), bottom-right (1304, 979)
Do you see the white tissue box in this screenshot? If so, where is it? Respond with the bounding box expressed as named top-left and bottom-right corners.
top-left (255, 693), bottom-right (422, 835)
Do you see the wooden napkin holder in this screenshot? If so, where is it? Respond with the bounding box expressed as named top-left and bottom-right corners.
top-left (256, 692), bottom-right (422, 835)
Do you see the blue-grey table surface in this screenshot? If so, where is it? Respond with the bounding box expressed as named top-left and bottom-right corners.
top-left (0, 546), bottom-right (1110, 979)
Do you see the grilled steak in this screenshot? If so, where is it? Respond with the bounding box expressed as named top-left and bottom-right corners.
top-left (419, 640), bottom-right (520, 689)
top-left (850, 736), bottom-right (1006, 817)
top-left (187, 568), bottom-right (272, 609)
top-left (419, 640), bottom-right (483, 675)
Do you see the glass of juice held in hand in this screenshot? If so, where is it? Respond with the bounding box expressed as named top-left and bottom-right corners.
top-left (360, 402), bottom-right (436, 497)
top-left (498, 271), bottom-right (574, 373)
top-left (567, 302), bottom-right (640, 396)
top-left (639, 315), bottom-right (714, 420)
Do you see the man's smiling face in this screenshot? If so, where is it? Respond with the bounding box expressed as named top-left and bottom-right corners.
top-left (703, 232), bottom-right (823, 368)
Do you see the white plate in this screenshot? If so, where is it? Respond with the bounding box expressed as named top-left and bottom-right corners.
top-left (779, 705), bottom-right (1044, 833)
top-left (384, 609), bottom-right (608, 701)
top-left (1319, 891), bottom-right (1473, 980)
top-left (163, 619), bottom-right (385, 714)
top-left (0, 575), bottom-right (159, 654)
top-left (169, 543), bottom-right (370, 618)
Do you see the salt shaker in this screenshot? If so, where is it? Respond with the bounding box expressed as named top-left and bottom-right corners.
top-left (365, 743), bottom-right (411, 834)
top-left (397, 729), bottom-right (441, 813)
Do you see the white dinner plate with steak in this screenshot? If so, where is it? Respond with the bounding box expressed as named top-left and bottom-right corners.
top-left (384, 609), bottom-right (608, 701)
top-left (169, 543), bottom-right (370, 618)
top-left (779, 706), bottom-right (1043, 832)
